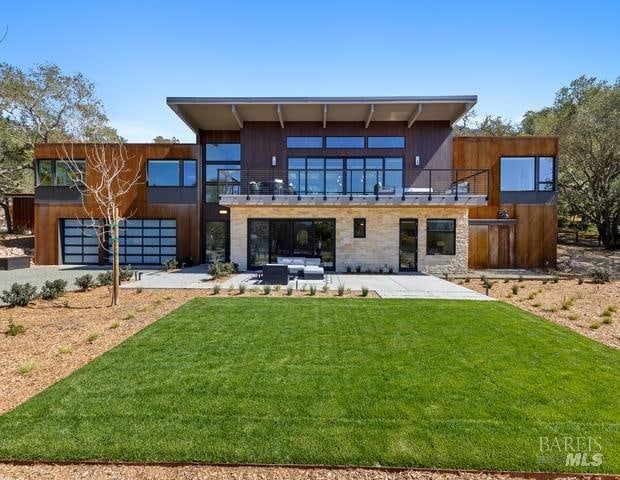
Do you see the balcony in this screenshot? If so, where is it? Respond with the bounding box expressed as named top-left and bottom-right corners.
top-left (217, 168), bottom-right (489, 206)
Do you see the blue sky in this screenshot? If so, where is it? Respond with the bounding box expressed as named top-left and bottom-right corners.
top-left (2, 0), bottom-right (618, 142)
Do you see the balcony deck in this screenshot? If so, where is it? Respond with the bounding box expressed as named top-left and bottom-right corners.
top-left (217, 168), bottom-right (489, 207)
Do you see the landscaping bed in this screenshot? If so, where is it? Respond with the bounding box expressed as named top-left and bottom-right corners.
top-left (0, 298), bottom-right (617, 473)
top-left (460, 278), bottom-right (619, 348)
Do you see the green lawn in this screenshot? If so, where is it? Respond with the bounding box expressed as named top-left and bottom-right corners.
top-left (0, 298), bottom-right (618, 473)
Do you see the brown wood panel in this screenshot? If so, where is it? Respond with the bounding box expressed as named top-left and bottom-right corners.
top-left (468, 225), bottom-right (489, 269)
top-left (11, 196), bottom-right (34, 232)
top-left (34, 143), bottom-right (201, 265)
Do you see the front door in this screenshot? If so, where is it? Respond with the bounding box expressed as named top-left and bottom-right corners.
top-left (399, 219), bottom-right (418, 271)
top-left (205, 221), bottom-right (228, 263)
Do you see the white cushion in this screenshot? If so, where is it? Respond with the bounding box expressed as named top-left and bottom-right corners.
top-left (305, 258), bottom-right (321, 266)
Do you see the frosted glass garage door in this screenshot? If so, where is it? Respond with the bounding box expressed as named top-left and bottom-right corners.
top-left (61, 219), bottom-right (101, 265)
top-left (108, 219), bottom-right (176, 265)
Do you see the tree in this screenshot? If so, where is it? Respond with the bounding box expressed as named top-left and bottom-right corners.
top-left (152, 135), bottom-right (180, 143)
top-left (453, 111), bottom-right (521, 136)
top-left (523, 76), bottom-right (620, 249)
top-left (63, 143), bottom-right (142, 306)
top-left (0, 63), bottom-right (123, 231)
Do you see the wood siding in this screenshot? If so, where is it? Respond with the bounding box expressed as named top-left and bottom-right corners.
top-left (200, 121), bottom-right (452, 171)
top-left (9, 195), bottom-right (35, 232)
top-left (34, 144), bottom-right (201, 265)
top-left (454, 136), bottom-right (559, 268)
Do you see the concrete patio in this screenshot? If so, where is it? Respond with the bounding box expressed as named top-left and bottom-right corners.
top-left (119, 265), bottom-right (491, 300)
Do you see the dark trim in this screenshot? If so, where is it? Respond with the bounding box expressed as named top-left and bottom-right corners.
top-left (426, 219), bottom-right (456, 256)
top-left (469, 219), bottom-right (517, 225)
top-left (35, 185), bottom-right (82, 203)
top-left (147, 187), bottom-right (198, 204)
top-left (500, 191), bottom-right (558, 205)
top-left (399, 219), bottom-right (418, 272)
top-left (246, 218), bottom-right (336, 271)
top-left (353, 218), bottom-right (366, 238)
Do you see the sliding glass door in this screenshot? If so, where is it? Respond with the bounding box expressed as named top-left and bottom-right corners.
top-left (399, 219), bottom-right (418, 272)
top-left (205, 221), bottom-right (228, 263)
top-left (248, 219), bottom-right (335, 270)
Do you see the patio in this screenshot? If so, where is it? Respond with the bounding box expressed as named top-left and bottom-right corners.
top-left (120, 265), bottom-right (490, 300)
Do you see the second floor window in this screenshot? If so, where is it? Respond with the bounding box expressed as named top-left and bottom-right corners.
top-left (36, 159), bottom-right (85, 187)
top-left (147, 160), bottom-right (197, 187)
top-left (500, 156), bottom-right (556, 192)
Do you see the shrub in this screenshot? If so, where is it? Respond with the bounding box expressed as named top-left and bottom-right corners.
top-left (600, 306), bottom-right (615, 317)
top-left (228, 286), bottom-right (235, 295)
top-left (602, 317), bottom-right (613, 325)
top-left (96, 271), bottom-right (113, 287)
top-left (561, 297), bottom-right (575, 310)
top-left (518, 275), bottom-right (524, 282)
top-left (542, 279), bottom-right (548, 285)
top-left (286, 286), bottom-right (293, 296)
top-left (503, 279), bottom-right (509, 283)
top-left (464, 278), bottom-right (470, 283)
top-left (109, 321), bottom-right (119, 329)
top-left (361, 286), bottom-right (369, 297)
top-left (136, 287), bottom-right (143, 294)
top-left (58, 346), bottom-right (71, 354)
top-left (552, 275), bottom-right (559, 283)
top-left (591, 268), bottom-right (610, 284)
top-left (1, 283), bottom-right (38, 307)
top-left (213, 284), bottom-right (221, 295)
top-left (120, 265), bottom-right (134, 282)
top-left (263, 285), bottom-right (271, 295)
top-left (322, 284), bottom-right (330, 294)
top-left (531, 302), bottom-right (542, 308)
top-left (208, 261), bottom-right (236, 279)
top-left (309, 285), bottom-right (316, 296)
top-left (527, 292), bottom-right (537, 300)
top-left (74, 274), bottom-right (95, 292)
top-left (123, 313), bottom-right (135, 320)
top-left (346, 266), bottom-right (352, 273)
top-left (483, 279), bottom-right (494, 290)
top-left (567, 313), bottom-right (579, 321)
top-left (163, 258), bottom-right (178, 271)
top-left (18, 361), bottom-right (35, 376)
top-left (274, 284), bottom-right (281, 292)
top-left (87, 331), bottom-right (100, 343)
top-left (238, 284), bottom-right (246, 295)
top-left (577, 277), bottom-right (584, 285)
top-left (337, 284), bottom-right (345, 296)
top-left (301, 284), bottom-right (307, 292)
top-left (6, 320), bottom-right (25, 336)
top-left (542, 306), bottom-right (558, 313)
top-left (40, 279), bottom-right (68, 300)
top-left (355, 265), bottom-right (361, 273)
top-left (388, 265), bottom-right (394, 274)
top-left (589, 322), bottom-right (600, 330)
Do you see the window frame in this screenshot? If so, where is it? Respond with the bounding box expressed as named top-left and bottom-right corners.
top-left (367, 136), bottom-right (406, 149)
top-left (36, 159), bottom-right (85, 187)
top-left (353, 218), bottom-right (366, 238)
top-left (286, 136), bottom-right (324, 149)
top-left (500, 156), bottom-right (557, 192)
top-left (325, 136), bottom-right (365, 149)
top-left (146, 159), bottom-right (197, 187)
top-left (426, 219), bottom-right (456, 256)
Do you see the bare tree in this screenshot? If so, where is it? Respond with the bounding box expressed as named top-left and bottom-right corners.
top-left (62, 143), bottom-right (142, 306)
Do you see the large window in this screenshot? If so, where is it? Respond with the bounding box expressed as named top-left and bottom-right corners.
top-left (247, 219), bottom-right (335, 269)
top-left (367, 136), bottom-right (405, 148)
top-left (287, 157), bottom-right (402, 195)
top-left (500, 156), bottom-right (556, 192)
top-left (286, 136), bottom-right (323, 148)
top-left (325, 136), bottom-right (364, 148)
top-left (426, 219), bottom-right (455, 255)
top-left (37, 159), bottom-right (85, 187)
top-left (147, 160), bottom-right (196, 187)
top-left (205, 143), bottom-right (240, 202)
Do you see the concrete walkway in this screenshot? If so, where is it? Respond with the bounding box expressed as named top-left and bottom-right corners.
top-left (121, 265), bottom-right (491, 300)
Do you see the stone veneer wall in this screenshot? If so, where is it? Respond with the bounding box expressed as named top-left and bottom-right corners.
top-left (229, 206), bottom-right (469, 274)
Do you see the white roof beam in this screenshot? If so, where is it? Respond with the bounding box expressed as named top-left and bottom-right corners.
top-left (365, 104), bottom-right (375, 128)
top-left (231, 104), bottom-right (244, 128)
top-left (276, 104), bottom-right (285, 128)
top-left (407, 104), bottom-right (423, 128)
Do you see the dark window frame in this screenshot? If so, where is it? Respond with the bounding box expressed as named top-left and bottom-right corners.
top-left (205, 144), bottom-right (241, 203)
top-left (107, 218), bottom-right (177, 265)
top-left (426, 219), bottom-right (456, 256)
top-left (367, 136), bottom-right (406, 149)
top-left (499, 156), bottom-right (556, 192)
top-left (146, 159), bottom-right (197, 187)
top-left (286, 136), bottom-right (324, 149)
top-left (36, 159), bottom-right (85, 187)
top-left (60, 218), bottom-right (101, 265)
top-left (325, 136), bottom-right (365, 149)
top-left (353, 218), bottom-right (366, 238)
top-left (246, 218), bottom-right (336, 270)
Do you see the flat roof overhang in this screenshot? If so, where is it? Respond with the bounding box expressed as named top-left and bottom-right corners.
top-left (166, 96), bottom-right (477, 132)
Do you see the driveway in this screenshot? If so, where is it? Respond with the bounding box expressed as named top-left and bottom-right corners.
top-left (0, 265), bottom-right (111, 293)
top-left (122, 266), bottom-right (490, 300)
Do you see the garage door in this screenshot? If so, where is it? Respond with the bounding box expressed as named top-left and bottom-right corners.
top-left (61, 219), bottom-right (101, 265)
top-left (109, 218), bottom-right (177, 265)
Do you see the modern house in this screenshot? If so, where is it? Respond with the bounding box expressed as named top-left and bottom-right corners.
top-left (33, 96), bottom-right (558, 273)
